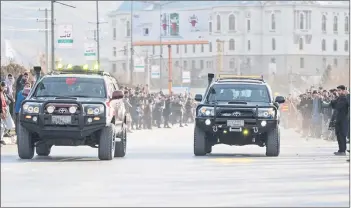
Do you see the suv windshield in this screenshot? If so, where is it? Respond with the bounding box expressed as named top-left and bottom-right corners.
top-left (207, 84), bottom-right (270, 103)
top-left (33, 77), bottom-right (106, 98)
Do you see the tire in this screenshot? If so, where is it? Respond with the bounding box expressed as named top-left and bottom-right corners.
top-left (17, 124), bottom-right (34, 159)
top-left (266, 127), bottom-right (280, 157)
top-left (36, 144), bottom-right (52, 156)
top-left (194, 125), bottom-right (207, 156)
top-left (98, 125), bottom-right (115, 160)
top-left (114, 126), bottom-right (126, 158)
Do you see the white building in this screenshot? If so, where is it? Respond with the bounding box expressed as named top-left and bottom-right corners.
top-left (105, 1), bottom-right (349, 87)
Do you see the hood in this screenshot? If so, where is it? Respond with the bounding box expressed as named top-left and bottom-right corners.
top-left (28, 96), bottom-right (106, 103)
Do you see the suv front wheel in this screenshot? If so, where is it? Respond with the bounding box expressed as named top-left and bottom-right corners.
top-left (114, 125), bottom-right (126, 157)
top-left (17, 124), bottom-right (35, 159)
top-left (194, 125), bottom-right (207, 156)
top-left (265, 127), bottom-right (280, 157)
top-left (98, 126), bottom-right (115, 160)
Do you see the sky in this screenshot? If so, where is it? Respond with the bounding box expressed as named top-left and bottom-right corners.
top-left (1, 1), bottom-right (123, 66)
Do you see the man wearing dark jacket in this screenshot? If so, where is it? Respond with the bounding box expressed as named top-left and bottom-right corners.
top-left (330, 85), bottom-right (349, 156)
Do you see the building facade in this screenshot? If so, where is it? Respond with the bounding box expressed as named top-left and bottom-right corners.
top-left (105, 1), bottom-right (349, 87)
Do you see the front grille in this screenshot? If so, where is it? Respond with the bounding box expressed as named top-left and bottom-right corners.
top-left (216, 109), bottom-right (255, 118)
top-left (44, 103), bottom-right (81, 115)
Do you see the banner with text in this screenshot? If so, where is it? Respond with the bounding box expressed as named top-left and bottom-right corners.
top-left (151, 65), bottom-right (160, 79)
top-left (84, 43), bottom-right (97, 60)
top-left (182, 71), bottom-right (191, 83)
top-left (57, 24), bottom-right (73, 48)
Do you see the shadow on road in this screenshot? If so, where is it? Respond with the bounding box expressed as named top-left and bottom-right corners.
top-left (1, 155), bottom-right (102, 163)
top-left (204, 153), bottom-right (267, 158)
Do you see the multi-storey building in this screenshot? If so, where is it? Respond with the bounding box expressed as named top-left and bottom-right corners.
top-left (105, 1), bottom-right (349, 87)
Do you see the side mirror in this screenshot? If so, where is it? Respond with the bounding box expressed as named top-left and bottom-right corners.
top-left (112, 90), bottom-right (124, 100)
top-left (194, 94), bottom-right (203, 102)
top-left (275, 96), bottom-right (285, 104)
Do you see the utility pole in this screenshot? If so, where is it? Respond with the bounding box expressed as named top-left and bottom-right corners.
top-left (130, 1), bottom-right (134, 85)
top-left (96, 0), bottom-right (100, 66)
top-left (38, 8), bottom-right (50, 73)
top-left (51, 0), bottom-right (55, 72)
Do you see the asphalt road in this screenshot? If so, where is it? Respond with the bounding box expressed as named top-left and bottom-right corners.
top-left (1, 124), bottom-right (350, 207)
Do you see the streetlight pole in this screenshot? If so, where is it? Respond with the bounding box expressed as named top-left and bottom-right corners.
top-left (130, 1), bottom-right (134, 85)
top-left (96, 0), bottom-right (100, 66)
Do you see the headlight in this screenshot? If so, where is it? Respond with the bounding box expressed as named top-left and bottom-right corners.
top-left (257, 108), bottom-right (276, 118)
top-left (22, 102), bottom-right (41, 114)
top-left (47, 106), bottom-right (55, 113)
top-left (83, 104), bottom-right (104, 115)
top-left (198, 106), bottom-right (215, 116)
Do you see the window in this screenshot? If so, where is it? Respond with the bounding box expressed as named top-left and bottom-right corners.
top-left (300, 13), bottom-right (304, 29)
top-left (334, 58), bottom-right (338, 67)
top-left (229, 39), bottom-right (235, 51)
top-left (209, 42), bottom-right (212, 52)
top-left (126, 21), bottom-right (131, 37)
top-left (209, 21), bottom-right (212, 33)
top-left (229, 58), bottom-right (235, 69)
top-left (191, 60), bottom-right (195, 69)
top-left (184, 45), bottom-right (187, 53)
top-left (113, 28), bottom-right (116, 40)
top-left (247, 19), bottom-right (251, 31)
top-left (333, 39), bottom-right (338, 51)
top-left (152, 46), bottom-right (155, 54)
top-left (183, 60), bottom-right (187, 69)
top-left (113, 47), bottom-right (116, 57)
top-left (175, 61), bottom-right (179, 67)
top-left (333, 16), bottom-right (338, 32)
top-left (229, 14), bottom-right (235, 31)
top-left (216, 14), bottom-right (221, 31)
top-left (271, 13), bottom-right (276, 30)
top-left (201, 44), bottom-right (204, 52)
top-left (300, 57), bottom-right (304, 68)
top-left (299, 38), bottom-right (304, 50)
top-left (193, 44), bottom-right (196, 53)
top-left (176, 45), bottom-right (179, 54)
top-left (322, 15), bottom-right (327, 32)
top-left (248, 40), bottom-right (251, 51)
top-left (112, 63), bottom-right (116, 72)
top-left (272, 38), bottom-right (276, 51)
top-left (344, 40), bottom-right (349, 52)
top-left (34, 77), bottom-right (107, 98)
top-left (143, 28), bottom-right (149, 36)
top-left (322, 39), bottom-right (326, 51)
top-left (123, 46), bottom-right (127, 55)
top-left (270, 58), bottom-right (276, 63)
top-left (122, 63), bottom-right (126, 71)
top-left (345, 16), bottom-right (349, 33)
top-left (200, 60), bottom-right (204, 69)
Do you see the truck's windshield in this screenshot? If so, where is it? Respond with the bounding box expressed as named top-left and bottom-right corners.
top-left (33, 77), bottom-right (106, 98)
top-left (207, 84), bottom-right (270, 103)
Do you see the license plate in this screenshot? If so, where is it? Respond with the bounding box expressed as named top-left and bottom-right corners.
top-left (227, 120), bottom-right (244, 127)
top-left (51, 116), bottom-right (71, 125)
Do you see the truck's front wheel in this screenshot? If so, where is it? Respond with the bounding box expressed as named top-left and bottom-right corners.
top-left (17, 124), bottom-right (35, 159)
top-left (265, 127), bottom-right (280, 157)
top-left (194, 125), bottom-right (207, 156)
top-left (98, 126), bottom-right (115, 160)
top-left (114, 126), bottom-right (126, 158)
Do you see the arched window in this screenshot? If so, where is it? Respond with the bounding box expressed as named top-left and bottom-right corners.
top-left (184, 45), bottom-right (187, 53)
top-left (126, 21), bottom-right (131, 37)
top-left (299, 13), bottom-right (304, 29)
top-left (333, 16), bottom-right (338, 32)
top-left (333, 39), bottom-right (338, 51)
top-left (271, 13), bottom-right (276, 30)
top-left (229, 14), bottom-right (235, 31)
top-left (229, 58), bottom-right (235, 69)
top-left (345, 16), bottom-right (349, 33)
top-left (209, 21), bottom-right (212, 33)
top-left (216, 15), bottom-right (221, 31)
top-left (193, 44), bottom-right (196, 53)
top-left (322, 39), bottom-right (326, 51)
top-left (201, 44), bottom-right (204, 52)
top-left (272, 38), bottom-right (276, 51)
top-left (344, 40), bottom-right (349, 52)
top-left (229, 39), bottom-right (235, 50)
top-left (322, 15), bottom-right (326, 32)
top-left (248, 40), bottom-right (251, 51)
top-left (209, 42), bottom-right (212, 52)
top-left (299, 38), bottom-right (304, 50)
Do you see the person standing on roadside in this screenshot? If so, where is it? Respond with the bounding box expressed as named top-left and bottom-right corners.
top-left (14, 83), bottom-right (31, 134)
top-left (1, 82), bottom-right (8, 145)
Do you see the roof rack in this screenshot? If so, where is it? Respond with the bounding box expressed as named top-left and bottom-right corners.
top-left (48, 69), bottom-right (112, 77)
top-left (217, 74), bottom-right (264, 82)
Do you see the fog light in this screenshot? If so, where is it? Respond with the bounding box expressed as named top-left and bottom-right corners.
top-left (87, 118), bottom-right (92, 123)
top-left (205, 119), bottom-right (211, 125)
top-left (261, 120), bottom-right (267, 127)
top-left (25, 115), bottom-right (32, 119)
top-left (223, 130), bottom-right (227, 134)
top-left (47, 106), bottom-right (55, 113)
top-left (243, 129), bottom-right (249, 136)
top-left (69, 106), bottom-right (77, 114)
top-left (93, 117), bottom-right (100, 121)
top-left (32, 116), bottom-right (38, 122)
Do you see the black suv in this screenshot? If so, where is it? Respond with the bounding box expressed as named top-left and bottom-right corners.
top-left (17, 67), bottom-right (127, 160)
top-left (193, 73), bottom-right (285, 156)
